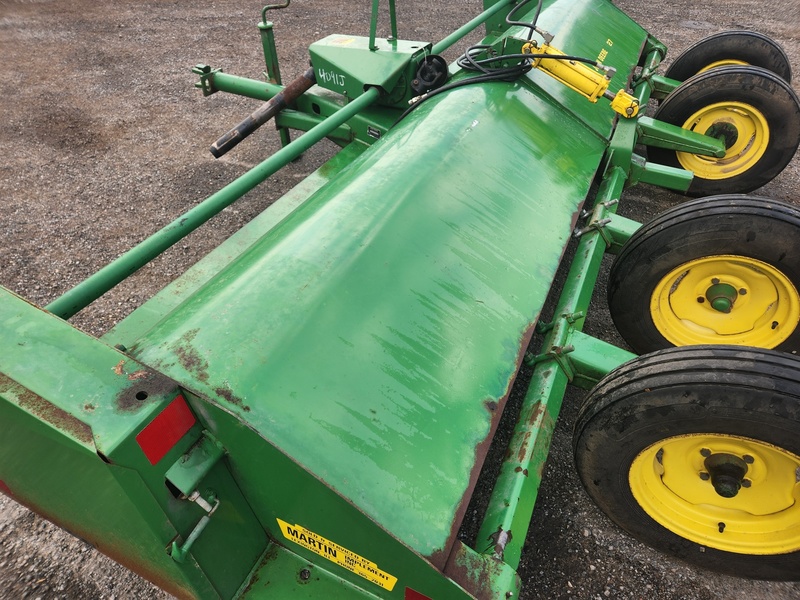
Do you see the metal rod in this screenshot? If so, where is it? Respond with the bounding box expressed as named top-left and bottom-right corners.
top-left (46, 88), bottom-right (381, 320)
top-left (260, 1), bottom-right (290, 26)
top-left (258, 20), bottom-right (283, 84)
top-left (432, 0), bottom-right (515, 54)
top-left (388, 0), bottom-right (397, 39)
top-left (369, 0), bottom-right (379, 50)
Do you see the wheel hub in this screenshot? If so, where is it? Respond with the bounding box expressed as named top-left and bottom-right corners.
top-left (651, 254), bottom-right (800, 348)
top-left (705, 281), bottom-right (738, 313)
top-left (675, 101), bottom-right (769, 180)
top-left (703, 452), bottom-right (748, 497)
top-left (629, 433), bottom-right (800, 554)
top-left (706, 121), bottom-right (739, 149)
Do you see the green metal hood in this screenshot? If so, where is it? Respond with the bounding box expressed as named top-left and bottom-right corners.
top-left (128, 76), bottom-right (611, 564)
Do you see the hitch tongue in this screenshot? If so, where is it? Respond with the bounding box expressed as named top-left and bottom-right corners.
top-left (210, 67), bottom-right (316, 158)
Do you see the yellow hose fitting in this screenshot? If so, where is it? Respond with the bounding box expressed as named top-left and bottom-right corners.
top-left (609, 89), bottom-right (640, 118)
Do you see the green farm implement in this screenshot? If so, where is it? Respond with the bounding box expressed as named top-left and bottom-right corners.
top-left (2, 1), bottom-right (800, 598)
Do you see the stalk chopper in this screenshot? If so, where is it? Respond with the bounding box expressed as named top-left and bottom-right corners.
top-left (2, 0), bottom-right (800, 598)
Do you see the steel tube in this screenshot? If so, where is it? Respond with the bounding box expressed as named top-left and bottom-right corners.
top-left (208, 72), bottom-right (284, 101)
top-left (432, 0), bottom-right (515, 54)
top-left (46, 87), bottom-right (381, 320)
top-left (258, 21), bottom-right (283, 84)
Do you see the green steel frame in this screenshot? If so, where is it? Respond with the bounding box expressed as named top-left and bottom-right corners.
top-left (0, 1), bottom-right (743, 598)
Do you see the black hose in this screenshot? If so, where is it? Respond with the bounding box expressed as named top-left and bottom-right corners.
top-left (394, 64), bottom-right (533, 125)
top-left (506, 0), bottom-right (544, 41)
top-left (395, 0), bottom-right (602, 124)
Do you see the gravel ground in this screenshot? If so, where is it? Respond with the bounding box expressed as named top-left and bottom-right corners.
top-left (1, 0), bottom-right (799, 599)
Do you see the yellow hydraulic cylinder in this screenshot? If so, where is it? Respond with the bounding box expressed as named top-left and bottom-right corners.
top-left (523, 42), bottom-right (639, 118)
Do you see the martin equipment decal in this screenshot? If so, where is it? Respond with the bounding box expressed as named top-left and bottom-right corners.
top-left (276, 518), bottom-right (398, 591)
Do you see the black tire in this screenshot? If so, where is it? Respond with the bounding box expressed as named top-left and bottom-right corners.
top-left (665, 30), bottom-right (792, 83)
top-left (649, 66), bottom-right (800, 197)
top-left (573, 346), bottom-right (800, 580)
top-left (608, 195), bottom-right (800, 354)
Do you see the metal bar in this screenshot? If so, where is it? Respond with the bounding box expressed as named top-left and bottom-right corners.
top-left (369, 0), bottom-right (379, 50)
top-left (388, 0), bottom-right (398, 39)
top-left (637, 35), bottom-right (667, 83)
top-left (46, 88), bottom-right (381, 319)
top-left (203, 71), bottom-right (351, 117)
top-left (566, 330), bottom-right (636, 389)
top-left (258, 21), bottom-right (283, 84)
top-left (637, 116), bottom-right (726, 157)
top-left (203, 71), bottom-right (395, 145)
top-left (475, 167), bottom-right (628, 569)
top-left (257, 21), bottom-right (294, 148)
top-left (630, 156), bottom-right (694, 192)
top-left (649, 74), bottom-right (680, 101)
top-left (604, 212), bottom-right (642, 254)
top-left (432, 0), bottom-right (515, 54)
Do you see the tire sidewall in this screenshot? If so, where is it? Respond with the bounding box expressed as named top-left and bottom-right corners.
top-left (609, 200), bottom-right (800, 354)
top-left (574, 350), bottom-right (800, 579)
top-left (650, 67), bottom-right (800, 196)
top-left (665, 31), bottom-right (792, 82)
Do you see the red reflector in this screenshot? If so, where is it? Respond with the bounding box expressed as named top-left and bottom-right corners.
top-left (135, 394), bottom-right (196, 465)
top-left (405, 589), bottom-right (432, 600)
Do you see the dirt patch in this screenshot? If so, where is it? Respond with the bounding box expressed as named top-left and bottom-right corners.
top-left (1, 0), bottom-right (798, 599)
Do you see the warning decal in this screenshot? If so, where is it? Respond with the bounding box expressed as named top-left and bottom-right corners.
top-left (276, 518), bottom-right (398, 591)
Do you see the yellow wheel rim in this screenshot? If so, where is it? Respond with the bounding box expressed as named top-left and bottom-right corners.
top-left (651, 255), bottom-right (800, 348)
top-left (630, 434), bottom-right (800, 554)
top-left (697, 59), bottom-right (749, 73)
top-left (676, 101), bottom-right (769, 179)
